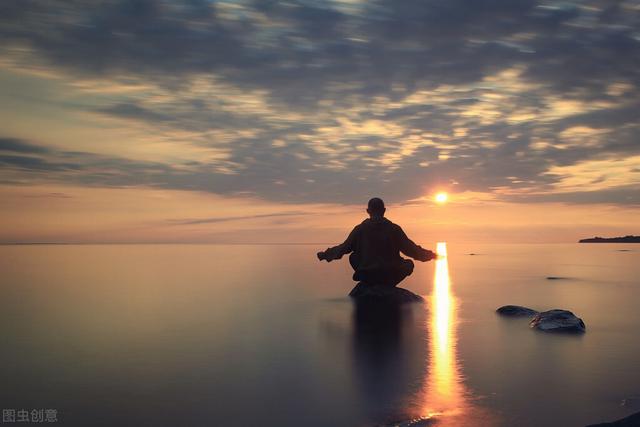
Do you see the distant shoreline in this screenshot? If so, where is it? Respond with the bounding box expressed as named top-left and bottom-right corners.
top-left (579, 235), bottom-right (640, 243)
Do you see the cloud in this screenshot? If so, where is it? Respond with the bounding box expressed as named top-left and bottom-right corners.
top-left (0, 137), bottom-right (51, 154)
top-left (167, 211), bottom-right (315, 225)
top-left (504, 185), bottom-right (640, 205)
top-left (0, 0), bottom-right (639, 206)
top-left (97, 103), bottom-right (174, 123)
top-left (22, 192), bottom-right (73, 199)
top-left (4, 0), bottom-right (634, 101)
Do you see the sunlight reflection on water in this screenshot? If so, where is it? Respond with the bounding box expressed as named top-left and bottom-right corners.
top-left (419, 242), bottom-right (494, 426)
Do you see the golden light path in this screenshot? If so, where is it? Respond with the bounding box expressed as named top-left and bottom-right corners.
top-left (420, 242), bottom-right (494, 426)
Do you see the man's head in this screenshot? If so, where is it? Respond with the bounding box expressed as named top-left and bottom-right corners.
top-left (367, 197), bottom-right (386, 218)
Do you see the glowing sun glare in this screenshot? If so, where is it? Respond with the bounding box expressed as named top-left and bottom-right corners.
top-left (435, 192), bottom-right (448, 204)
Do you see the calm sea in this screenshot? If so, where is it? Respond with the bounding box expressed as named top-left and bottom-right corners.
top-left (1, 243), bottom-right (639, 427)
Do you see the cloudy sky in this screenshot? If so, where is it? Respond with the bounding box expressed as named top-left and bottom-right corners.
top-left (0, 0), bottom-right (638, 244)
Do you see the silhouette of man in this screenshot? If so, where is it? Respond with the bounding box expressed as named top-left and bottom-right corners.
top-left (317, 197), bottom-right (436, 287)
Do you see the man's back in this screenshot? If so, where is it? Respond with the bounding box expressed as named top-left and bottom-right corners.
top-left (320, 217), bottom-right (432, 267)
top-left (352, 217), bottom-right (407, 271)
top-left (317, 197), bottom-right (435, 288)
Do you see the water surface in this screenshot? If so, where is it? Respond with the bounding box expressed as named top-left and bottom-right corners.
top-left (1, 243), bottom-right (639, 426)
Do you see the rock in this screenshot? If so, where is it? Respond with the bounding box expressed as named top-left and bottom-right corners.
top-left (496, 305), bottom-right (539, 317)
top-left (349, 282), bottom-right (424, 303)
top-left (546, 276), bottom-right (569, 280)
top-left (586, 410), bottom-right (640, 426)
top-left (530, 309), bottom-right (586, 333)
top-left (621, 397), bottom-right (640, 408)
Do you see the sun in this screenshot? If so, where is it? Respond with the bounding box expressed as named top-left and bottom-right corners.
top-left (435, 192), bottom-right (448, 204)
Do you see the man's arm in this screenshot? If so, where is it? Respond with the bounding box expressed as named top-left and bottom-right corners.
top-left (397, 226), bottom-right (436, 262)
top-left (317, 226), bottom-right (358, 262)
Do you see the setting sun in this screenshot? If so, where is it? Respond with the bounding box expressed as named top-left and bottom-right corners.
top-left (435, 192), bottom-right (448, 204)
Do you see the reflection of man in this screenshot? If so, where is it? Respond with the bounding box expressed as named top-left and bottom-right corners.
top-left (317, 197), bottom-right (436, 287)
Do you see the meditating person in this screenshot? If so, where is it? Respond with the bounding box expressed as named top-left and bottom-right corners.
top-left (317, 197), bottom-right (436, 287)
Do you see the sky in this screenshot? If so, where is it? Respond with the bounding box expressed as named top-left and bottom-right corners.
top-left (0, 0), bottom-right (638, 244)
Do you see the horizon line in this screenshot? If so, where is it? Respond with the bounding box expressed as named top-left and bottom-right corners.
top-left (0, 241), bottom-right (607, 246)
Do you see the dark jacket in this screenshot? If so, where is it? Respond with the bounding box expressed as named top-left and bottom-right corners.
top-left (321, 217), bottom-right (434, 272)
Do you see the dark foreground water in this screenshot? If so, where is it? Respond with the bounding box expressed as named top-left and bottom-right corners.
top-left (1, 243), bottom-right (639, 427)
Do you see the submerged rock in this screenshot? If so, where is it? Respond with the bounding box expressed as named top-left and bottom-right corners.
top-left (496, 305), bottom-right (539, 317)
top-left (530, 309), bottom-right (586, 333)
top-left (349, 282), bottom-right (423, 303)
top-left (586, 410), bottom-right (640, 426)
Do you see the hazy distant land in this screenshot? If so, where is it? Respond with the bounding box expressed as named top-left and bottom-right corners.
top-left (579, 235), bottom-right (640, 243)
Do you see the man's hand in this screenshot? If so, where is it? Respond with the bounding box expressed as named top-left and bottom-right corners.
top-left (418, 250), bottom-right (437, 262)
top-left (317, 251), bottom-right (327, 261)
